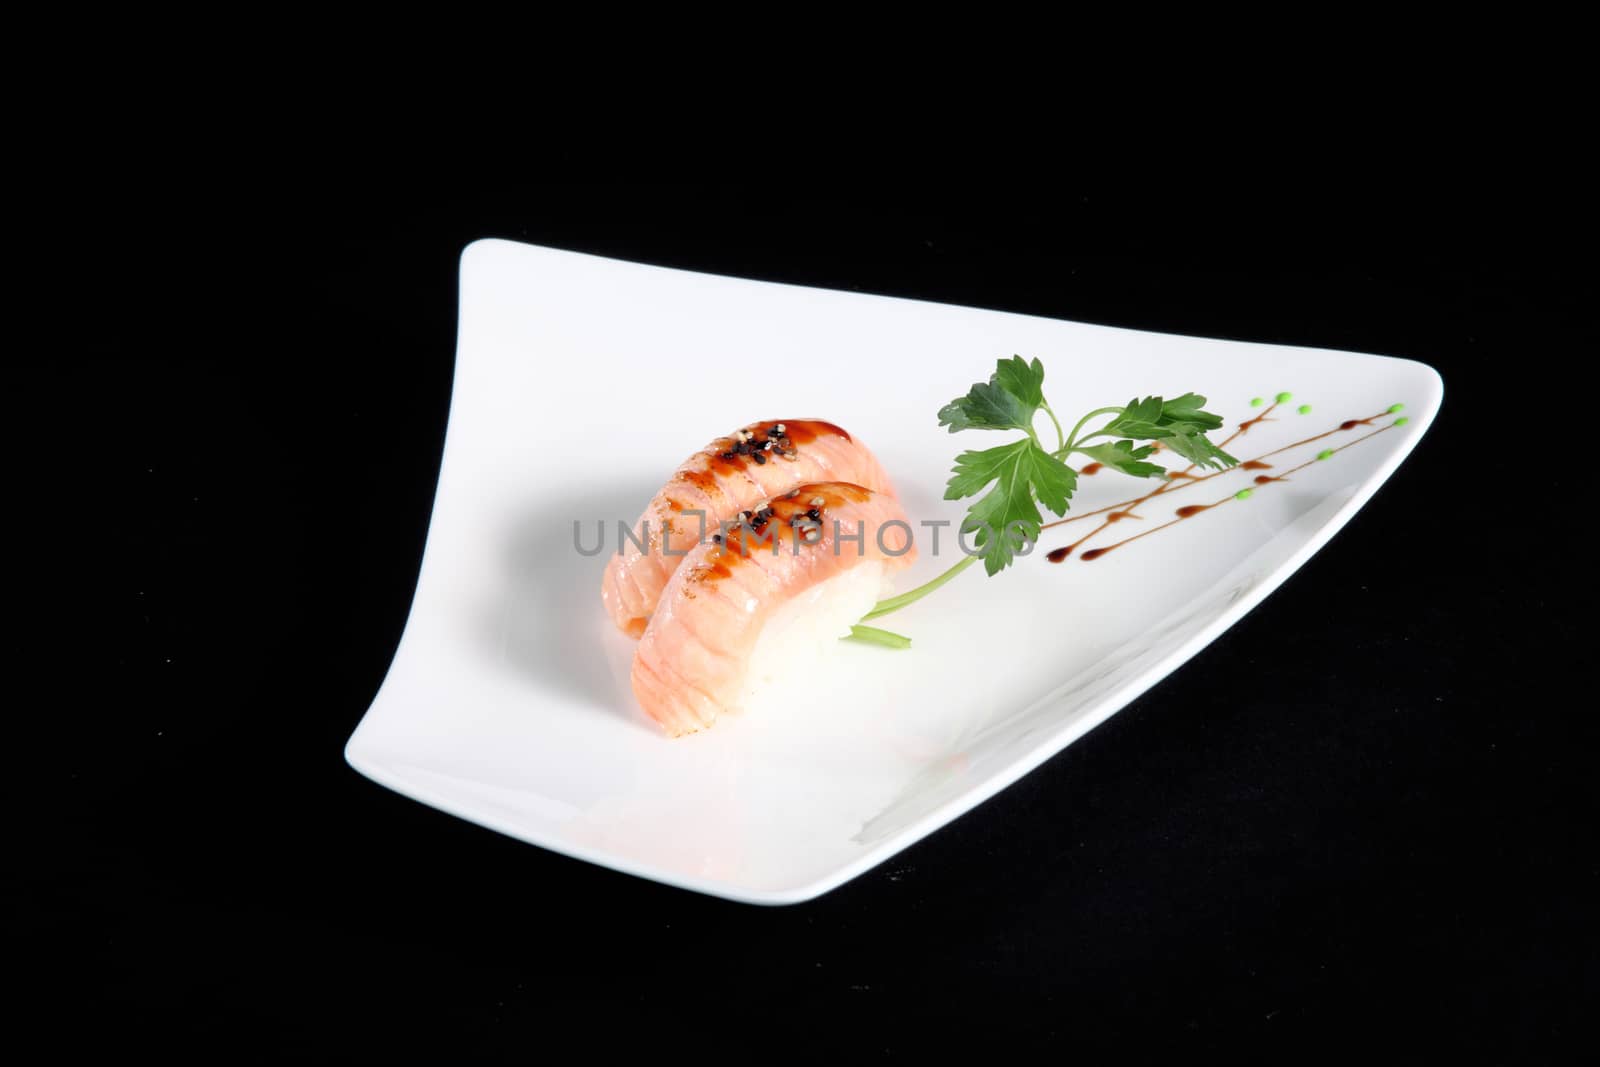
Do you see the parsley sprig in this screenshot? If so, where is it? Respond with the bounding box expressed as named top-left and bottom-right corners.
top-left (852, 356), bottom-right (1237, 639)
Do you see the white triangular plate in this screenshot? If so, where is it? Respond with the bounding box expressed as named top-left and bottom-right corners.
top-left (345, 239), bottom-right (1442, 903)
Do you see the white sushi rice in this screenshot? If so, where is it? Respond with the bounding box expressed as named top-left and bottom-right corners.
top-left (738, 561), bottom-right (889, 713)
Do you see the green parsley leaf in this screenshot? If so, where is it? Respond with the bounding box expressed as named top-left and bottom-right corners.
top-left (1096, 393), bottom-right (1234, 468)
top-left (945, 438), bottom-right (1076, 574)
top-left (853, 358), bottom-right (1243, 639)
top-left (937, 355), bottom-right (1047, 434)
top-left (1157, 427), bottom-right (1238, 470)
top-left (1075, 440), bottom-right (1166, 479)
top-left (1156, 392), bottom-right (1225, 431)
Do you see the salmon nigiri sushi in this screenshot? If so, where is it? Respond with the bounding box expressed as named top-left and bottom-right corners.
top-left (631, 482), bottom-right (916, 736)
top-left (601, 420), bottom-right (895, 637)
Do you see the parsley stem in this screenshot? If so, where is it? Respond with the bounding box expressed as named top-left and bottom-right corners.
top-left (844, 624), bottom-right (912, 649)
top-left (1060, 406), bottom-right (1124, 455)
top-left (861, 555), bottom-right (979, 620)
top-left (1041, 401), bottom-right (1066, 452)
top-left (1069, 428), bottom-right (1118, 448)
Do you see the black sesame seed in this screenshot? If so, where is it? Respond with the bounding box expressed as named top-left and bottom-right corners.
top-left (711, 534), bottom-right (722, 544)
top-left (753, 451), bottom-right (767, 464)
top-left (806, 508), bottom-right (821, 521)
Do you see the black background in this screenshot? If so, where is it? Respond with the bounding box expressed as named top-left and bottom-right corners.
top-left (44, 184), bottom-right (1592, 1053)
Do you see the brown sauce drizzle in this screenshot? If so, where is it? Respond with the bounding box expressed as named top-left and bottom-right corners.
top-left (680, 468), bottom-right (720, 493)
top-left (1080, 462), bottom-right (1104, 476)
top-left (1040, 406), bottom-right (1395, 536)
top-left (781, 419), bottom-right (852, 445)
top-left (694, 419), bottom-right (853, 481)
top-left (664, 419), bottom-right (857, 517)
top-left (1049, 419), bottom-right (1399, 563)
top-left (683, 481), bottom-right (874, 585)
top-left (1240, 460), bottom-right (1273, 470)
top-left (1235, 402), bottom-right (1279, 435)
top-left (1041, 404), bottom-right (1283, 555)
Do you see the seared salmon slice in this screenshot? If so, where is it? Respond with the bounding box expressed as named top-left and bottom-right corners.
top-left (631, 482), bottom-right (915, 736)
top-left (601, 420), bottom-right (895, 637)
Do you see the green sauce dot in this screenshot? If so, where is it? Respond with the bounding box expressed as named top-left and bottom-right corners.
top-left (1275, 391), bottom-right (1293, 404)
top-left (1235, 488), bottom-right (1253, 500)
top-left (1249, 396), bottom-right (1265, 407)
top-left (1297, 404), bottom-right (1312, 415)
top-left (1394, 416), bottom-right (1410, 426)
top-left (1316, 449), bottom-right (1334, 461)
top-left (1388, 402), bottom-right (1405, 413)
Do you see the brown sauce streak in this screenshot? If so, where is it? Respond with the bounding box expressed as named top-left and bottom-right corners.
top-left (1235, 404), bottom-right (1278, 435)
top-left (780, 419), bottom-right (852, 445)
top-left (687, 419), bottom-right (853, 481)
top-left (683, 481), bottom-right (874, 584)
top-left (679, 467), bottom-right (723, 495)
top-left (1040, 407), bottom-right (1395, 535)
top-left (1060, 418), bottom-right (1399, 563)
top-left (1240, 460), bottom-right (1273, 470)
top-left (1080, 462), bottom-right (1104, 476)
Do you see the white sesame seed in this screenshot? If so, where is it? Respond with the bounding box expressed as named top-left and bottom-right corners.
top-left (809, 496), bottom-right (825, 506)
